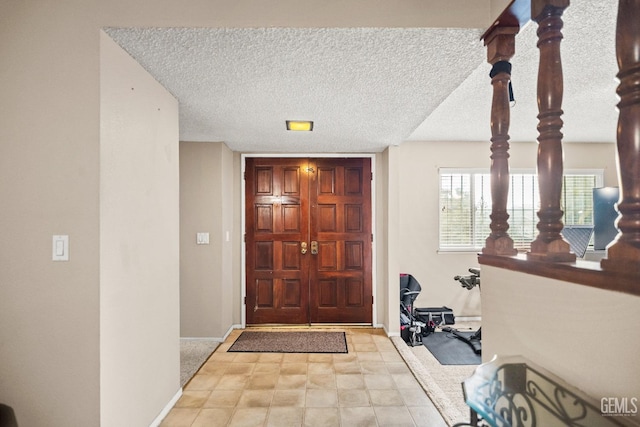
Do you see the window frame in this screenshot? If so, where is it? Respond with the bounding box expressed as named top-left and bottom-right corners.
top-left (438, 168), bottom-right (604, 253)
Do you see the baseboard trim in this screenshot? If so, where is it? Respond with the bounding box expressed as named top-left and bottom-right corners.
top-left (180, 324), bottom-right (242, 343)
top-left (149, 388), bottom-right (182, 427)
top-left (378, 323), bottom-right (397, 338)
top-left (456, 316), bottom-right (481, 322)
top-left (224, 324), bottom-right (242, 341)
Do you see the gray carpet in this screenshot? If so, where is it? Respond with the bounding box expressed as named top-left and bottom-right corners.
top-left (228, 331), bottom-right (348, 353)
top-left (180, 339), bottom-right (219, 387)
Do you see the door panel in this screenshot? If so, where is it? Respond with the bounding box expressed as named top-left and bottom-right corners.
top-left (309, 158), bottom-right (372, 323)
top-left (245, 158), bottom-right (309, 324)
top-left (245, 157), bottom-right (371, 324)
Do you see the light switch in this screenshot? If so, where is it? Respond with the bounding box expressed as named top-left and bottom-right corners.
top-left (52, 235), bottom-right (69, 261)
top-left (196, 232), bottom-right (209, 245)
top-left (55, 240), bottom-right (64, 256)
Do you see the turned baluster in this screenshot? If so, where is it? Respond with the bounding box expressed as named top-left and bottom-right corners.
top-left (482, 27), bottom-right (519, 256)
top-left (601, 0), bottom-right (640, 274)
top-left (527, 0), bottom-right (576, 262)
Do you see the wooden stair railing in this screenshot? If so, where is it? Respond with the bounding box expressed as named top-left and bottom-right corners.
top-left (601, 0), bottom-right (640, 275)
top-left (527, 0), bottom-right (575, 262)
top-left (479, 1), bottom-right (640, 296)
top-left (482, 26), bottom-right (519, 256)
top-left (480, 0), bottom-right (529, 256)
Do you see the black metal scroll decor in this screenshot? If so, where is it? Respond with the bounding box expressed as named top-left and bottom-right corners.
top-left (478, 367), bottom-right (536, 427)
top-left (525, 376), bottom-right (589, 426)
top-left (469, 363), bottom-right (615, 427)
top-left (492, 391), bottom-right (535, 427)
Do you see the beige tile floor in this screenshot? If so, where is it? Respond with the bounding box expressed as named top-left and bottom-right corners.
top-left (161, 328), bottom-right (447, 427)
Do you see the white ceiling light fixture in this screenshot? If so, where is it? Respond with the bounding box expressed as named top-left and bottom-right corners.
top-left (286, 120), bottom-right (314, 131)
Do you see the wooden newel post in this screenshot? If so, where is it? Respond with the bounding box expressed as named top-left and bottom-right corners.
top-left (601, 0), bottom-right (640, 274)
top-left (527, 0), bottom-right (576, 262)
top-left (482, 27), bottom-right (519, 256)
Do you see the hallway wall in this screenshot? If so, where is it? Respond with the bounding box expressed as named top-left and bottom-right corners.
top-left (100, 32), bottom-right (181, 426)
top-left (0, 3), bottom-right (102, 425)
top-left (378, 147), bottom-right (401, 333)
top-left (180, 141), bottom-right (235, 338)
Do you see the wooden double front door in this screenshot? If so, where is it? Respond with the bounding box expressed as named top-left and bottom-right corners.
top-left (245, 157), bottom-right (372, 325)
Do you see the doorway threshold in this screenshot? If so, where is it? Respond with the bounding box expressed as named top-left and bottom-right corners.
top-left (246, 324), bottom-right (375, 329)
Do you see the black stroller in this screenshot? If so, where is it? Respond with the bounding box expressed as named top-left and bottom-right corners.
top-left (400, 274), bottom-right (455, 347)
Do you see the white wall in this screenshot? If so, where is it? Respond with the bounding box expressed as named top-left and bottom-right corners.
top-left (397, 141), bottom-right (618, 317)
top-left (378, 147), bottom-right (402, 334)
top-left (180, 141), bottom-right (235, 338)
top-left (482, 265), bottom-right (640, 400)
top-left (0, 3), bottom-right (101, 425)
top-left (100, 32), bottom-right (180, 426)
top-left (490, 0), bottom-right (513, 20)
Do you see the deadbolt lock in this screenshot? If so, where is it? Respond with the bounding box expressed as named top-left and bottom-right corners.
top-left (310, 241), bottom-right (318, 255)
top-left (301, 242), bottom-right (308, 254)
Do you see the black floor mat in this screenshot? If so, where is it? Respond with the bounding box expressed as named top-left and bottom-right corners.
top-left (422, 331), bottom-right (482, 365)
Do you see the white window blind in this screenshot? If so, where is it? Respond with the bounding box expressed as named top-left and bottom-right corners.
top-left (439, 170), bottom-right (602, 251)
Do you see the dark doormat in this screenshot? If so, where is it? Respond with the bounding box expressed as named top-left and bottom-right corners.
top-left (423, 331), bottom-right (481, 365)
top-left (228, 331), bottom-right (348, 353)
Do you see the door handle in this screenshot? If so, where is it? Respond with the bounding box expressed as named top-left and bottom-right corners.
top-left (310, 241), bottom-right (318, 255)
top-left (301, 242), bottom-right (308, 254)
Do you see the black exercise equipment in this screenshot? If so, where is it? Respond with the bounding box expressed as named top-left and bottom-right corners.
top-left (447, 268), bottom-right (482, 354)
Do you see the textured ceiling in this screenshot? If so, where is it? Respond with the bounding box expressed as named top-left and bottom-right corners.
top-left (104, 0), bottom-right (617, 153)
top-left (105, 27), bottom-right (485, 152)
top-left (408, 0), bottom-right (618, 144)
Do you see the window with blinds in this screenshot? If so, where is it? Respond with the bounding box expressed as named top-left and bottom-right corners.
top-left (439, 170), bottom-right (602, 251)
